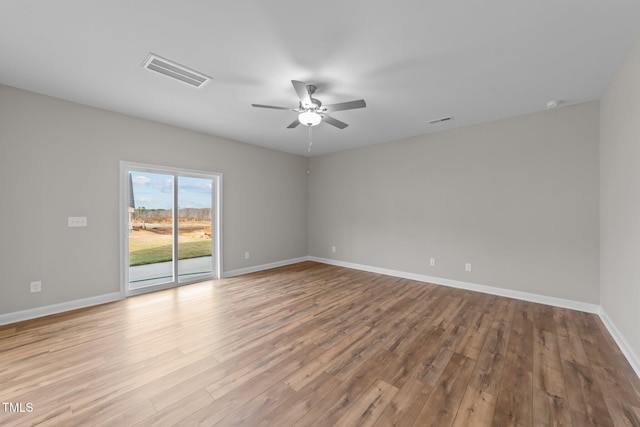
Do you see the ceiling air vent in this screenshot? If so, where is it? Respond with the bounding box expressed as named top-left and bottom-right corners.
top-left (428, 116), bottom-right (454, 124)
top-left (142, 53), bottom-right (212, 88)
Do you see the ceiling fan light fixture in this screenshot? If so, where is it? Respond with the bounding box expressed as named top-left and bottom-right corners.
top-left (298, 111), bottom-right (322, 126)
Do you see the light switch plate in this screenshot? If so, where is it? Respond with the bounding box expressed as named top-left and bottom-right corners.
top-left (68, 217), bottom-right (87, 227)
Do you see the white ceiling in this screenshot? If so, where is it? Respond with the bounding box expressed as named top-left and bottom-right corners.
top-left (2, 1), bottom-right (639, 157)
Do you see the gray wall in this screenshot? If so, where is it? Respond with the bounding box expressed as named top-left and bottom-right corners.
top-left (308, 102), bottom-right (600, 303)
top-left (600, 39), bottom-right (640, 360)
top-left (0, 84), bottom-right (308, 315)
top-left (1, 62), bottom-right (637, 365)
top-left (4, 44), bottom-right (640, 370)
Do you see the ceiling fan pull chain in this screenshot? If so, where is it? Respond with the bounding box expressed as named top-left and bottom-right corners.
top-left (308, 126), bottom-right (313, 153)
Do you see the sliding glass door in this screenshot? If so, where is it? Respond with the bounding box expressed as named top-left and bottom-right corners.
top-left (177, 176), bottom-right (214, 284)
top-left (128, 171), bottom-right (175, 288)
top-left (121, 162), bottom-right (221, 296)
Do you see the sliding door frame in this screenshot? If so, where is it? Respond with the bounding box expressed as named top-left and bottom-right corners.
top-left (119, 161), bottom-right (223, 297)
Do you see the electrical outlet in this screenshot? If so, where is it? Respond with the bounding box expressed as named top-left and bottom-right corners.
top-left (30, 281), bottom-right (42, 293)
top-left (429, 258), bottom-right (436, 266)
top-left (331, 246), bottom-right (336, 253)
top-left (465, 263), bottom-right (472, 272)
top-left (68, 217), bottom-right (87, 227)
top-left (244, 251), bottom-right (250, 259)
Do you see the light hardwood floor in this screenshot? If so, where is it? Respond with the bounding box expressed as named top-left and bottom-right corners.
top-left (1, 261), bottom-right (639, 426)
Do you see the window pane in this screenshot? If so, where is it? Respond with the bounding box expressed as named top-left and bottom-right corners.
top-left (177, 176), bottom-right (213, 283)
top-left (128, 171), bottom-right (174, 288)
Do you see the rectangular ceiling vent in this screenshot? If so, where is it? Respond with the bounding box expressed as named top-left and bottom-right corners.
top-left (142, 53), bottom-right (212, 88)
top-left (429, 116), bottom-right (454, 124)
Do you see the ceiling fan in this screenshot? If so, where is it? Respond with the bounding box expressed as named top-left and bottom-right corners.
top-left (252, 80), bottom-right (366, 129)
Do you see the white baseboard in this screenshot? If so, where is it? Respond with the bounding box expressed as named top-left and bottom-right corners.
top-left (0, 256), bottom-right (310, 325)
top-left (309, 256), bottom-right (600, 313)
top-left (310, 256), bottom-right (640, 380)
top-left (598, 308), bottom-right (640, 378)
top-left (0, 292), bottom-right (122, 326)
top-left (222, 256), bottom-right (310, 278)
top-left (2, 257), bottom-right (637, 381)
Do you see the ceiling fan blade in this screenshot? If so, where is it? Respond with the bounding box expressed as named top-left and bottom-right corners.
top-left (323, 99), bottom-right (366, 112)
top-left (286, 119), bottom-right (300, 129)
top-left (251, 103), bottom-right (293, 110)
top-left (291, 80), bottom-right (312, 107)
top-left (321, 114), bottom-right (349, 129)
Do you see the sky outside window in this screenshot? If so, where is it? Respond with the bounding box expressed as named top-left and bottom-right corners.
top-left (130, 172), bottom-right (212, 209)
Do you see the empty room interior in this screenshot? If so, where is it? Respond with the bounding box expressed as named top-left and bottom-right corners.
top-left (1, 1), bottom-right (640, 425)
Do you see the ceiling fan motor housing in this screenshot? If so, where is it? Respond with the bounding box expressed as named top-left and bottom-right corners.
top-left (310, 98), bottom-right (322, 109)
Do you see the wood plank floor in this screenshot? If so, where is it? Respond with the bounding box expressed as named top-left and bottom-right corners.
top-left (1, 261), bottom-right (639, 426)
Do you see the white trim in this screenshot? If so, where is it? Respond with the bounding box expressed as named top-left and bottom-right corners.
top-left (309, 257), bottom-right (640, 379)
top-left (223, 257), bottom-right (310, 278)
top-left (119, 162), bottom-right (128, 298)
top-left (598, 308), bottom-right (640, 378)
top-left (1, 257), bottom-right (638, 381)
top-left (216, 174), bottom-right (224, 282)
top-left (119, 161), bottom-right (223, 297)
top-left (0, 293), bottom-right (122, 326)
top-left (309, 257), bottom-right (600, 314)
